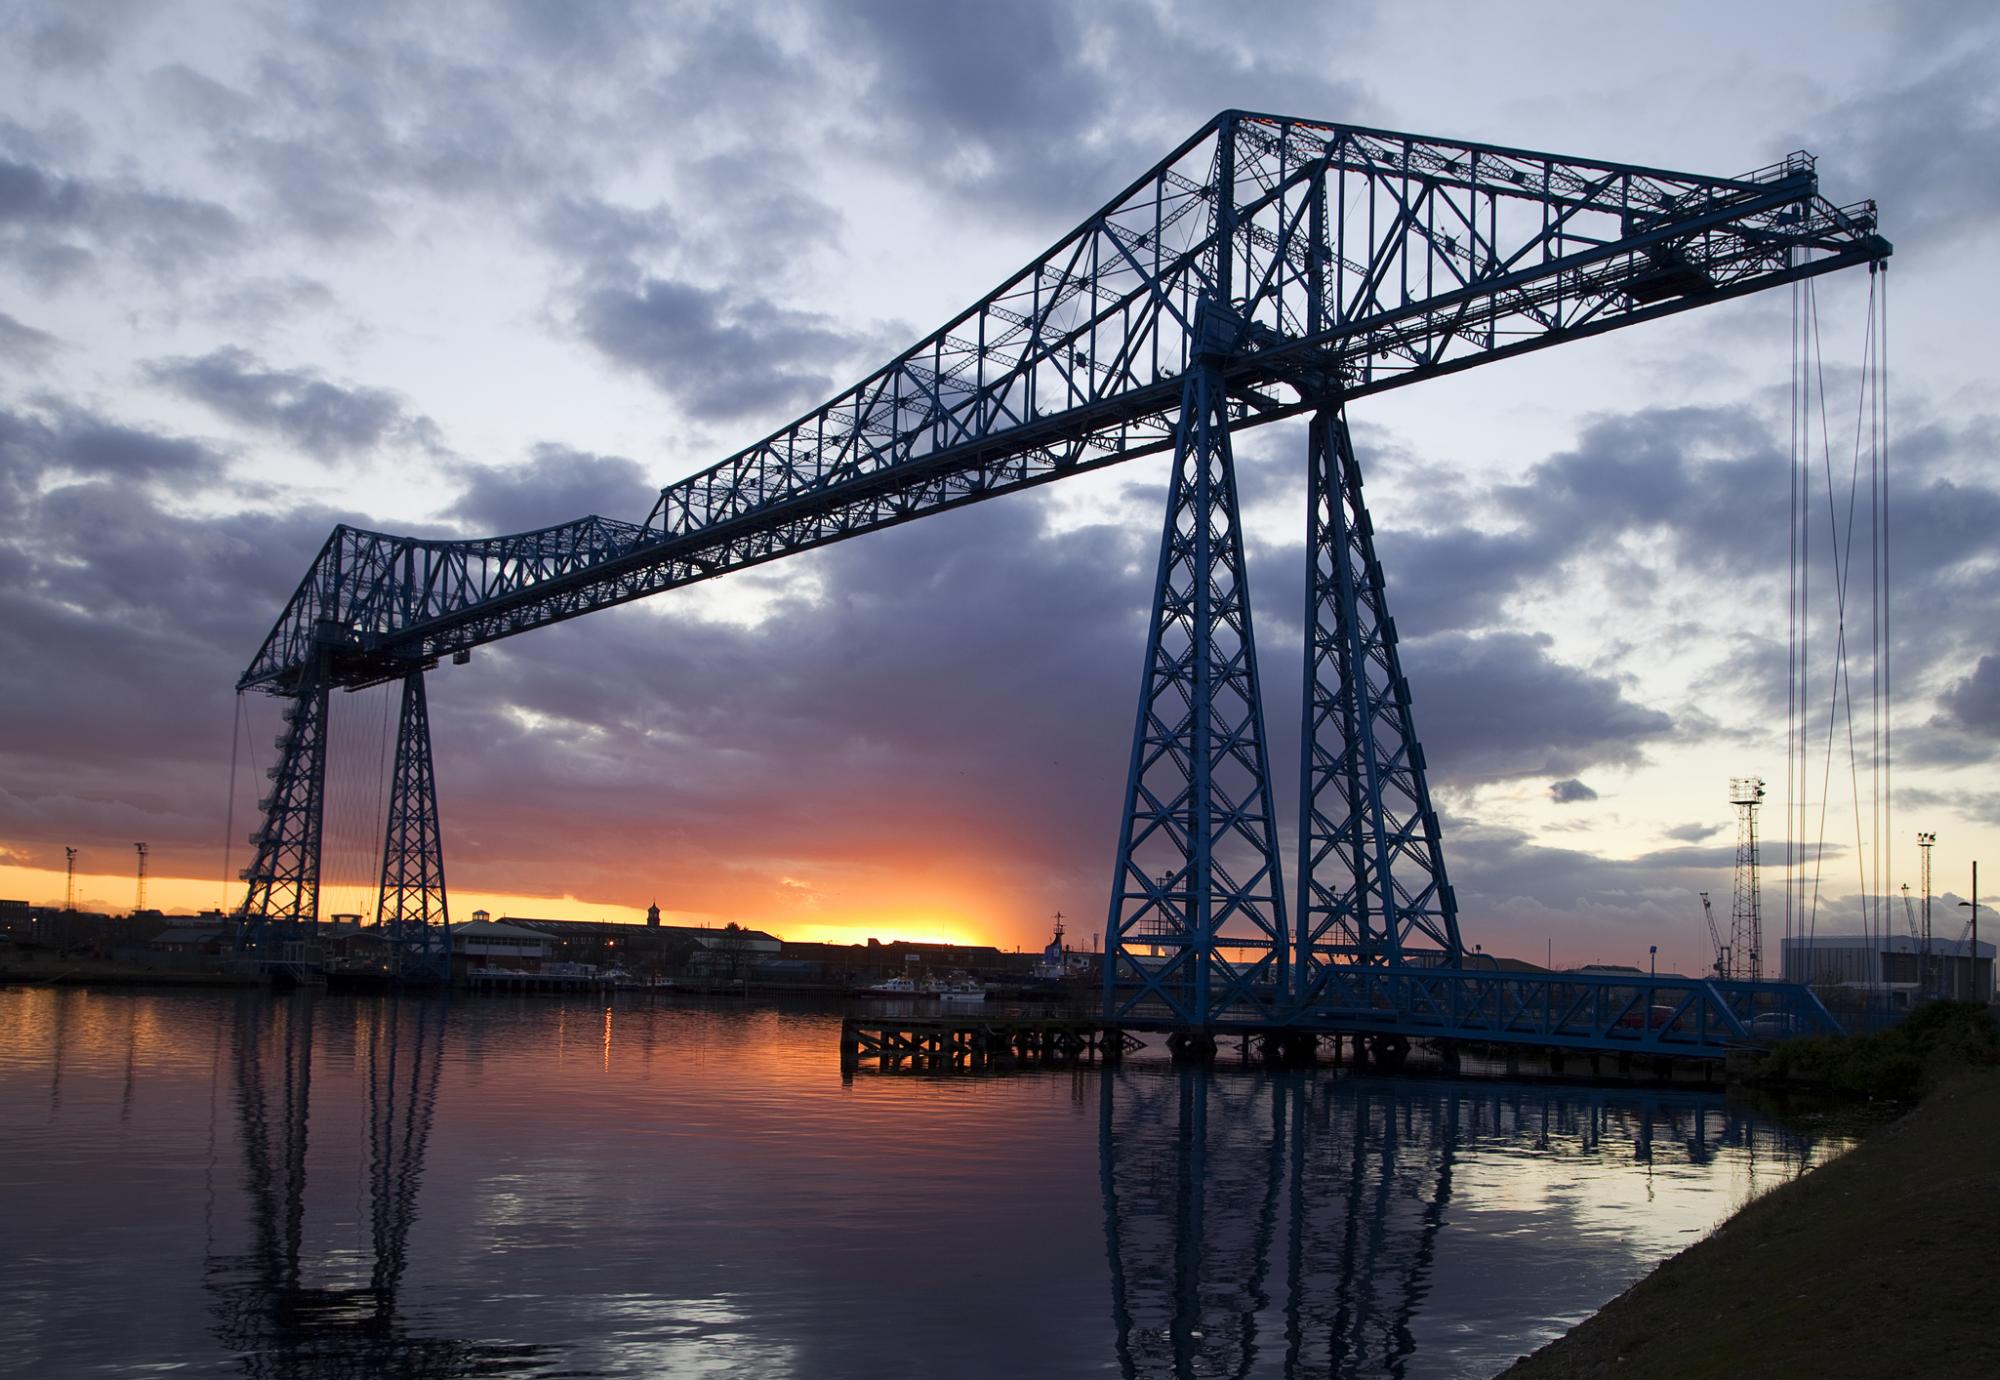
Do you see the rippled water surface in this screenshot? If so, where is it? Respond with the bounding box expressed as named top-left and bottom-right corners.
top-left (0, 987), bottom-right (1851, 1378)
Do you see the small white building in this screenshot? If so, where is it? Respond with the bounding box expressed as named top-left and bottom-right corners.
top-left (447, 918), bottom-right (554, 974)
top-left (1780, 933), bottom-right (1994, 1005)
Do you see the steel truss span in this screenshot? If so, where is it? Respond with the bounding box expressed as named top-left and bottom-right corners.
top-left (239, 111), bottom-right (1886, 694)
top-left (231, 111), bottom-right (1887, 1047)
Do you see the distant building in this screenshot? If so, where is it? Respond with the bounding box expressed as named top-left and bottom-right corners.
top-left (149, 923), bottom-right (230, 955)
top-left (447, 918), bottom-right (554, 977)
top-left (1781, 934), bottom-right (1994, 1005)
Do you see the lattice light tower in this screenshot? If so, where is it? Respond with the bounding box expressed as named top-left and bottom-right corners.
top-left (64, 845), bottom-right (78, 913)
top-left (1729, 778), bottom-right (1765, 981)
top-left (133, 841), bottom-right (149, 914)
top-left (1917, 831), bottom-right (1936, 996)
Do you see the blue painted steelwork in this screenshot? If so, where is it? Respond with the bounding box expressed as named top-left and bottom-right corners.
top-left (1113, 965), bottom-right (1845, 1057)
top-left (376, 670), bottom-right (451, 983)
top-left (234, 657), bottom-right (329, 970)
top-left (225, 112), bottom-right (1888, 1024)
top-left (1298, 407), bottom-right (1460, 979)
top-left (1103, 345), bottom-right (1289, 1028)
top-left (236, 116), bottom-right (1887, 699)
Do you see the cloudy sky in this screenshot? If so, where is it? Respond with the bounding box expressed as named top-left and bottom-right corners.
top-left (2, 0), bottom-right (1995, 972)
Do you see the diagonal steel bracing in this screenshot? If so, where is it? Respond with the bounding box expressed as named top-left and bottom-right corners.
top-left (377, 670), bottom-right (451, 981)
top-left (225, 112), bottom-right (1887, 998)
top-left (235, 659), bottom-right (329, 962)
top-left (1297, 408), bottom-right (1461, 989)
top-left (237, 114), bottom-right (1886, 698)
top-left (1104, 351), bottom-right (1288, 1028)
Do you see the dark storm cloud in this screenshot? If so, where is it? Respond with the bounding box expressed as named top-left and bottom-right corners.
top-left (0, 395), bottom-right (385, 882)
top-left (1806, 38), bottom-right (2000, 244)
top-left (1936, 654), bottom-right (2000, 736)
top-left (1899, 786), bottom-right (2000, 830)
top-left (575, 277), bottom-right (862, 422)
top-left (1350, 398), bottom-right (2000, 761)
top-left (145, 347), bottom-right (443, 461)
top-left (410, 442), bottom-right (1693, 915)
top-left (150, 13), bottom-right (618, 245)
top-left (1548, 778), bottom-right (1598, 804)
top-left (537, 196), bottom-right (678, 274)
top-left (823, 0), bottom-right (1375, 218)
top-left (0, 150), bottom-right (241, 285)
top-left (206, 275), bottom-right (339, 333)
top-left (1665, 821), bottom-right (1726, 843)
top-left (26, 11), bottom-right (112, 72)
top-left (448, 444), bottom-right (659, 534)
top-left (0, 401), bottom-right (224, 493)
top-left (421, 488), bottom-right (1156, 904)
top-left (1401, 631), bottom-right (1673, 781)
top-left (0, 310), bottom-right (58, 367)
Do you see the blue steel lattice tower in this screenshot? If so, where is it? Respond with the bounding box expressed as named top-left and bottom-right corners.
top-left (376, 670), bottom-right (451, 981)
top-left (235, 656), bottom-right (330, 964)
top-left (1103, 317), bottom-right (1290, 1031)
top-left (1296, 408), bottom-right (1461, 991)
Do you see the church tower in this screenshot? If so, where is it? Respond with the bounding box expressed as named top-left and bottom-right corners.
top-left (646, 900), bottom-right (661, 928)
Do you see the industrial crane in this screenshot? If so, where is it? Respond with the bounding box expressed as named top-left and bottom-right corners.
top-left (1699, 891), bottom-right (1728, 979)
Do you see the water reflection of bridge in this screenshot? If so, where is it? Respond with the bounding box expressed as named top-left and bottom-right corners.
top-left (208, 994), bottom-right (543, 1379)
top-left (1098, 1068), bottom-right (1822, 1379)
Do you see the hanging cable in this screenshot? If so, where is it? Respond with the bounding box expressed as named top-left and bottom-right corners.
top-left (1879, 265), bottom-right (1891, 967)
top-left (221, 692), bottom-right (244, 911)
top-left (371, 682), bottom-right (395, 922)
top-left (1792, 264), bottom-right (1808, 952)
top-left (1799, 272), bottom-right (1883, 974)
top-left (1792, 270), bottom-right (1808, 956)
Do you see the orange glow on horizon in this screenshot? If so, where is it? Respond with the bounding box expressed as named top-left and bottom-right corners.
top-left (0, 861), bottom-right (1046, 953)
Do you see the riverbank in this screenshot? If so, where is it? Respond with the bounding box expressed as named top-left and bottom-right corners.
top-left (0, 955), bottom-right (259, 987)
top-left (1498, 1065), bottom-right (2000, 1379)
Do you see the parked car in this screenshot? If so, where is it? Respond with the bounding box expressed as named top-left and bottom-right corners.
top-left (1746, 1011), bottom-right (1804, 1038)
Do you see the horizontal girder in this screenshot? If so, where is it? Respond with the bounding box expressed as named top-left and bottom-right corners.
top-left (240, 111), bottom-right (1888, 691)
top-left (1110, 968), bottom-right (1845, 1059)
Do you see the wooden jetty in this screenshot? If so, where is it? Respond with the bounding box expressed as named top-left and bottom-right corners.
top-left (840, 1013), bottom-right (1141, 1072)
top-left (464, 966), bottom-right (613, 995)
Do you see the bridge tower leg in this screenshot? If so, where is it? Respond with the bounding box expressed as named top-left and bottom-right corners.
top-left (377, 669), bottom-right (451, 983)
top-left (1104, 362), bottom-right (1288, 1030)
top-left (1296, 407), bottom-right (1461, 1003)
top-left (236, 659), bottom-right (330, 968)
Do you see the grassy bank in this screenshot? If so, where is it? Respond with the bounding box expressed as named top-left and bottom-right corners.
top-left (1500, 1014), bottom-right (1999, 1379)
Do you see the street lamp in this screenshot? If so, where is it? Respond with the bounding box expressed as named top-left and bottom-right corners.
top-left (1649, 945), bottom-right (1658, 980)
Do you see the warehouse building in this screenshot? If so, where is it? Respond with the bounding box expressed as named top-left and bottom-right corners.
top-left (1780, 933), bottom-right (1993, 1005)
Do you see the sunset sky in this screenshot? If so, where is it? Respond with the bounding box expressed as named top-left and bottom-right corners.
top-left (3, 2), bottom-right (1995, 973)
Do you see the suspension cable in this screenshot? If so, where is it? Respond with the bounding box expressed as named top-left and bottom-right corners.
top-left (221, 691), bottom-right (244, 910)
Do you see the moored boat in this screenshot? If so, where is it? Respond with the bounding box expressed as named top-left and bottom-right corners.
top-left (857, 975), bottom-right (936, 998)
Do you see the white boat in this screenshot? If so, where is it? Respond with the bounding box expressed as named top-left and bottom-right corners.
top-left (934, 978), bottom-right (985, 1003)
top-left (858, 975), bottom-right (935, 998)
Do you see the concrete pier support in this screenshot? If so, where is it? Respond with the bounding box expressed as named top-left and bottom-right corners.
top-left (1166, 1030), bottom-right (1218, 1063)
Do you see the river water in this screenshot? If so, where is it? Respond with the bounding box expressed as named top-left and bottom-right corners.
top-left (0, 987), bottom-right (1851, 1379)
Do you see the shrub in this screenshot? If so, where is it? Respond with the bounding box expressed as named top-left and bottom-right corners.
top-left (1760, 1002), bottom-right (1997, 1100)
